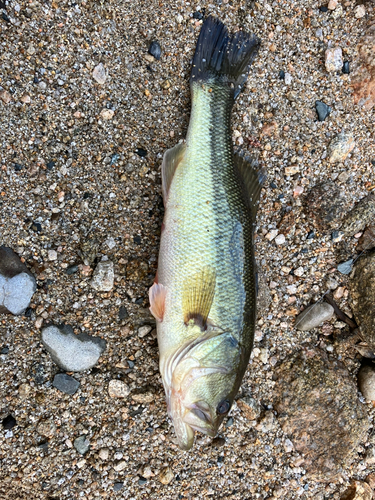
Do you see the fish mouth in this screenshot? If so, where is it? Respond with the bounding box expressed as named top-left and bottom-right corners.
top-left (170, 398), bottom-right (217, 450)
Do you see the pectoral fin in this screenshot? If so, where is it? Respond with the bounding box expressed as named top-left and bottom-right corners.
top-left (183, 267), bottom-right (216, 329)
top-left (233, 151), bottom-right (266, 221)
top-left (162, 142), bottom-right (186, 202)
top-left (149, 282), bottom-right (167, 322)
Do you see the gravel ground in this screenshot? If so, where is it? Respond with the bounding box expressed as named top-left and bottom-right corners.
top-left (1, 1), bottom-right (375, 499)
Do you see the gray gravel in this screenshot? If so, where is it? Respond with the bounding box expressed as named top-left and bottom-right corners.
top-left (1, 1), bottom-right (375, 499)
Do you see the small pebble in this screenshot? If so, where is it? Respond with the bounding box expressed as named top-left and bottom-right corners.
top-left (108, 380), bottom-right (130, 398)
top-left (91, 260), bottom-right (114, 292)
top-left (118, 306), bottom-right (129, 320)
top-left (98, 448), bottom-right (109, 460)
top-left (295, 302), bottom-right (334, 331)
top-left (138, 477), bottom-right (148, 486)
top-left (337, 259), bottom-right (354, 275)
top-left (278, 70), bottom-right (285, 80)
top-left (100, 109), bottom-right (114, 120)
top-left (315, 101), bottom-right (331, 121)
top-left (113, 460), bottom-right (127, 472)
top-left (193, 11), bottom-right (203, 20)
top-left (159, 467), bottom-right (174, 485)
top-left (327, 0), bottom-right (337, 9)
top-left (135, 148), bottom-right (147, 157)
top-left (284, 72), bottom-right (292, 85)
top-left (114, 482), bottom-right (124, 491)
top-left (358, 366), bottom-right (375, 400)
top-left (48, 250), bottom-right (57, 261)
top-left (328, 132), bottom-right (355, 163)
top-left (325, 47), bottom-right (343, 72)
top-left (92, 63), bottom-right (107, 84)
top-left (354, 4), bottom-right (366, 18)
top-left (2, 415), bottom-right (17, 430)
top-left (138, 325), bottom-right (152, 338)
top-left (331, 230), bottom-right (345, 243)
top-left (275, 234), bottom-right (286, 245)
top-left (342, 61), bottom-right (350, 74)
top-left (148, 41), bottom-right (162, 60)
top-left (0, 246), bottom-right (37, 315)
top-left (52, 373), bottom-right (80, 395)
top-left (285, 165), bottom-right (299, 175)
top-left (74, 436), bottom-right (90, 455)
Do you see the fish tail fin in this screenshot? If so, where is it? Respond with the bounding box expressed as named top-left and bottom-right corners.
top-left (190, 16), bottom-right (260, 99)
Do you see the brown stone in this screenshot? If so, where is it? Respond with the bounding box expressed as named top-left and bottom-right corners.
top-left (303, 182), bottom-right (348, 230)
top-left (341, 481), bottom-right (373, 500)
top-left (351, 22), bottom-right (375, 111)
top-left (350, 252), bottom-right (375, 349)
top-left (273, 348), bottom-right (369, 480)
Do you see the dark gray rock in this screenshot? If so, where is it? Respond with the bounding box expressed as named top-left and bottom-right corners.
top-left (148, 41), bottom-right (161, 60)
top-left (41, 324), bottom-right (106, 372)
top-left (0, 246), bottom-right (36, 315)
top-left (273, 348), bottom-right (369, 480)
top-left (350, 251), bottom-right (375, 349)
top-left (337, 259), bottom-right (354, 275)
top-left (295, 302), bottom-right (334, 331)
top-left (315, 100), bottom-right (331, 121)
top-left (52, 373), bottom-right (80, 395)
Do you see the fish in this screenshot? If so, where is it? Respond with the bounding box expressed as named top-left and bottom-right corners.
top-left (149, 16), bottom-right (264, 450)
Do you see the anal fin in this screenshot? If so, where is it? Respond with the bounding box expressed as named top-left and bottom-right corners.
top-left (183, 267), bottom-right (216, 329)
top-left (162, 142), bottom-right (186, 202)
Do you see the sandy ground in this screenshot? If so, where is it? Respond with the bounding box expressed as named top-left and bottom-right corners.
top-left (0, 0), bottom-right (375, 499)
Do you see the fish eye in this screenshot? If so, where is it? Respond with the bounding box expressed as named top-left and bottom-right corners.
top-left (216, 399), bottom-right (231, 415)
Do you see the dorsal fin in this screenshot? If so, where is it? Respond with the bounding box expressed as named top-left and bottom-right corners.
top-left (233, 151), bottom-right (266, 221)
top-left (161, 142), bottom-right (186, 202)
top-left (182, 267), bottom-right (216, 329)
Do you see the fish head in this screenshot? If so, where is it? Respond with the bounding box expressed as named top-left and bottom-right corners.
top-left (163, 328), bottom-right (240, 450)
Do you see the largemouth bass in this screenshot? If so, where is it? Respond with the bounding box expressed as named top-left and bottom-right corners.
top-left (149, 16), bottom-right (264, 450)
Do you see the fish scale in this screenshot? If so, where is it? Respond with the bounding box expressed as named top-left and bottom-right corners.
top-left (149, 16), bottom-right (263, 450)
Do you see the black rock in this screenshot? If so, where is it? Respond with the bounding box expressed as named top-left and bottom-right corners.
top-left (2, 11), bottom-right (10, 22)
top-left (135, 148), bottom-right (147, 158)
top-left (66, 265), bottom-right (78, 275)
top-left (30, 221), bottom-right (42, 232)
top-left (148, 41), bottom-right (161, 60)
top-left (127, 360), bottom-right (135, 368)
top-left (307, 230), bottom-right (315, 239)
top-left (342, 61), bottom-right (350, 74)
top-left (118, 306), bottom-right (129, 320)
top-left (133, 235), bottom-right (142, 245)
top-left (2, 415), bottom-right (17, 430)
top-left (33, 76), bottom-right (39, 84)
top-left (270, 181), bottom-right (277, 189)
top-left (1, 346), bottom-right (9, 354)
top-left (46, 161), bottom-right (55, 170)
top-left (278, 70), bottom-right (285, 80)
top-left (52, 373), bottom-right (80, 395)
top-left (114, 482), bottom-right (124, 491)
top-left (315, 100), bottom-right (331, 121)
top-left (319, 5), bottom-right (328, 12)
top-left (14, 163), bottom-right (23, 171)
top-left (138, 477), bottom-right (147, 486)
top-left (135, 297), bottom-right (144, 305)
top-left (193, 11), bottom-right (203, 20)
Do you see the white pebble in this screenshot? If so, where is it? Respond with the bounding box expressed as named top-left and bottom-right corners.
top-left (354, 4), bottom-right (366, 18)
top-left (48, 250), bottom-right (58, 261)
top-left (275, 234), bottom-right (286, 245)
